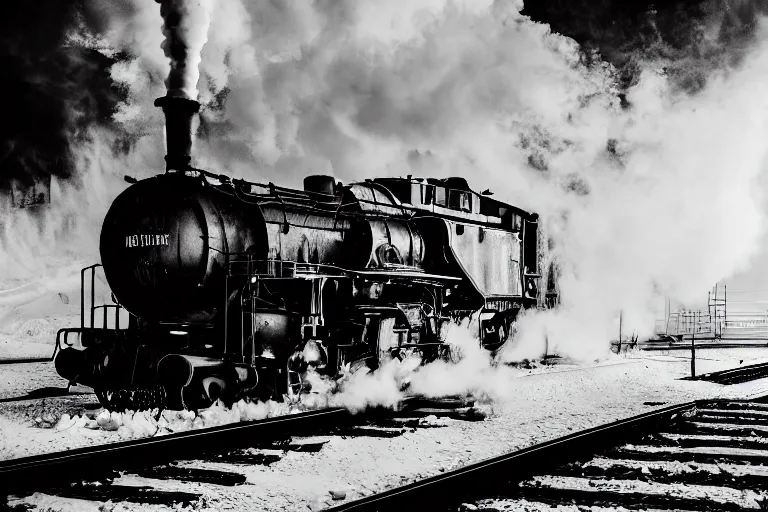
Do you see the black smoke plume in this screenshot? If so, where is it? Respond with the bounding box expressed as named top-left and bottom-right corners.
top-left (523, 0), bottom-right (768, 93)
top-left (0, 0), bottom-right (126, 191)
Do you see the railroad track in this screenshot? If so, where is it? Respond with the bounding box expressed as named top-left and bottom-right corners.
top-left (0, 357), bottom-right (52, 365)
top-left (326, 398), bottom-right (768, 512)
top-left (687, 361), bottom-right (768, 385)
top-left (641, 341), bottom-right (768, 351)
top-left (1, 396), bottom-right (481, 509)
top-left (0, 407), bottom-right (351, 498)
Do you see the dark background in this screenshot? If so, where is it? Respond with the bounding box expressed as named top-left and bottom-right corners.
top-left (1, 0), bottom-right (764, 189)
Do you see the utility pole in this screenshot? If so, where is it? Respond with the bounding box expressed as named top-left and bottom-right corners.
top-left (619, 310), bottom-right (623, 353)
top-left (713, 283), bottom-right (718, 338)
top-left (724, 284), bottom-right (727, 338)
top-left (691, 315), bottom-right (696, 378)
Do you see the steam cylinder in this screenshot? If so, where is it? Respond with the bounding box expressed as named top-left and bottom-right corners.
top-left (99, 173), bottom-right (266, 323)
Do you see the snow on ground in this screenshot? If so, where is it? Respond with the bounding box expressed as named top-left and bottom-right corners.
top-left (0, 396), bottom-right (305, 461)
top-left (5, 281), bottom-right (768, 509)
top-left (465, 500), bottom-right (658, 512)
top-left (0, 264), bottom-right (112, 360)
top-left (0, 349), bottom-right (745, 461)
top-left (0, 338), bottom-right (52, 360)
top-left (0, 361), bottom-right (66, 400)
top-left (7, 349), bottom-right (768, 511)
top-left (626, 347), bottom-right (768, 375)
top-left (584, 456), bottom-right (768, 479)
top-left (522, 475), bottom-right (768, 509)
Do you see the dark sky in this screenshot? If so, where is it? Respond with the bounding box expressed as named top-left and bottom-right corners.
top-left (0, 0), bottom-right (126, 188)
top-left (0, 0), bottom-right (762, 189)
top-left (524, 0), bottom-right (768, 91)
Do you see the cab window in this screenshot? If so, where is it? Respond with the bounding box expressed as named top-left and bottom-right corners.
top-left (434, 186), bottom-right (447, 207)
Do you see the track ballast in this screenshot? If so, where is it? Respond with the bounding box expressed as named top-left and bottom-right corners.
top-left (327, 399), bottom-right (768, 512)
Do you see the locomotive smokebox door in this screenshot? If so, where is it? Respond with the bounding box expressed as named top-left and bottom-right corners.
top-left (99, 175), bottom-right (265, 323)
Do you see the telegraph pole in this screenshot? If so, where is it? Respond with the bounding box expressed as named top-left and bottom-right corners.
top-left (691, 315), bottom-right (696, 378)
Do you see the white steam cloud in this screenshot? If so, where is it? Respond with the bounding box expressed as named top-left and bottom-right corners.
top-left (154, 0), bottom-right (213, 100)
top-left (300, 321), bottom-right (508, 413)
top-left (128, 0), bottom-right (768, 360)
top-left (513, 62), bottom-right (768, 361)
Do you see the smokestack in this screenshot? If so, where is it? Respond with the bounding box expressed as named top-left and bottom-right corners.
top-left (154, 96), bottom-right (200, 171)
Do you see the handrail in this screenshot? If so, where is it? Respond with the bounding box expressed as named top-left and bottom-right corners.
top-left (79, 264), bottom-right (124, 331)
top-left (195, 167), bottom-right (530, 226)
top-left (224, 255), bottom-right (459, 284)
top-left (80, 264), bottom-right (101, 329)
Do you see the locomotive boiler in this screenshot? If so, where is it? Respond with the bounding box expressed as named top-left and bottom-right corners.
top-left (54, 96), bottom-right (546, 411)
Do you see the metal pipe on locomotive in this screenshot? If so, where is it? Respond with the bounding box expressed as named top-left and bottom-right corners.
top-left (54, 95), bottom-right (546, 411)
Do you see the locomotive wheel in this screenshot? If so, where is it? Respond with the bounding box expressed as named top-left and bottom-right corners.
top-left (251, 382), bottom-right (277, 403)
top-left (246, 368), bottom-right (281, 403)
top-left (162, 385), bottom-right (215, 411)
top-left (95, 386), bottom-right (166, 413)
top-left (181, 385), bottom-right (215, 411)
top-left (163, 386), bottom-right (184, 411)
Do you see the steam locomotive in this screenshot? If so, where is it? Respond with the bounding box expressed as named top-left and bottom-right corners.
top-left (54, 97), bottom-right (553, 411)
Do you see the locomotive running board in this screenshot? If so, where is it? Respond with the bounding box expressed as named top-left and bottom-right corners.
top-left (350, 269), bottom-right (461, 282)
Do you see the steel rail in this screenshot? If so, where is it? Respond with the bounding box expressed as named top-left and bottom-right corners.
top-left (0, 407), bottom-right (351, 496)
top-left (692, 361), bottom-right (768, 377)
top-left (0, 357), bottom-right (52, 364)
top-left (324, 400), bottom-right (701, 512)
top-left (684, 361), bottom-right (768, 384)
top-left (641, 341), bottom-right (768, 350)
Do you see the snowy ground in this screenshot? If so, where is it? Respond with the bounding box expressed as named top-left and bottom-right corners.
top-left (0, 264), bottom-right (109, 361)
top-left (5, 348), bottom-right (768, 511)
top-left (3, 275), bottom-right (768, 510)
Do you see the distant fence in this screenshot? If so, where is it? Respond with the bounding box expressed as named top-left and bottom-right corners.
top-left (721, 313), bottom-right (768, 340)
top-left (656, 311), bottom-right (768, 341)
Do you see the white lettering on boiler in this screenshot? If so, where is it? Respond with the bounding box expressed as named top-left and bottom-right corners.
top-left (125, 233), bottom-right (170, 248)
